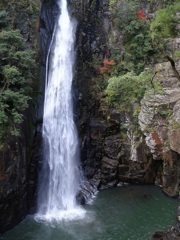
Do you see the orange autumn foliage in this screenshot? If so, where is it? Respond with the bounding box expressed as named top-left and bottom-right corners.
top-left (99, 66), bottom-right (110, 74)
top-left (103, 59), bottom-right (116, 67)
top-left (100, 59), bottom-right (116, 74)
top-left (137, 10), bottom-right (147, 22)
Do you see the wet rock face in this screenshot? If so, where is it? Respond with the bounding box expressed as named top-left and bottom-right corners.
top-left (0, 120), bottom-right (36, 233)
top-left (137, 47), bottom-right (180, 196)
top-left (39, 0), bottom-right (59, 65)
top-left (0, 184), bottom-right (27, 234)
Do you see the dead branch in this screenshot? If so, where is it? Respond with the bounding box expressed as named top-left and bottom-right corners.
top-left (165, 55), bottom-right (180, 81)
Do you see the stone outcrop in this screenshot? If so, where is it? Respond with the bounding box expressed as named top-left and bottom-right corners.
top-left (137, 54), bottom-right (180, 197)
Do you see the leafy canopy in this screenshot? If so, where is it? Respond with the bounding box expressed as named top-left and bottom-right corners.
top-left (0, 11), bottom-right (36, 143)
top-left (150, 2), bottom-right (180, 43)
top-left (105, 69), bottom-right (156, 112)
top-left (113, 2), bottom-right (157, 74)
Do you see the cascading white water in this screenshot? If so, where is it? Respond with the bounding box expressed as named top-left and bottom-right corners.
top-left (36, 0), bottom-right (85, 221)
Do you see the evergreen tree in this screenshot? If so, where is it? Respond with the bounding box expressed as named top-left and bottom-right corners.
top-left (0, 11), bottom-right (36, 144)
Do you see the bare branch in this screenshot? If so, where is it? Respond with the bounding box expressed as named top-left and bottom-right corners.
top-left (165, 55), bottom-right (180, 81)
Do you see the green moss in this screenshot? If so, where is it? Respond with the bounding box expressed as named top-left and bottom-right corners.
top-left (156, 108), bottom-right (173, 120)
top-left (175, 51), bottom-right (180, 59)
top-left (171, 120), bottom-right (180, 131)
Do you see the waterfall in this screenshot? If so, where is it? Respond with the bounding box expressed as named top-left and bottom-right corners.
top-left (36, 0), bottom-right (86, 221)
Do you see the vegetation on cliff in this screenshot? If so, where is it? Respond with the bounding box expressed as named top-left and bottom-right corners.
top-left (0, 9), bottom-right (37, 146)
top-left (0, 0), bottom-right (41, 147)
top-left (105, 70), bottom-right (154, 111)
top-left (113, 2), bottom-right (156, 74)
top-left (150, 2), bottom-right (180, 47)
top-left (101, 0), bottom-right (180, 113)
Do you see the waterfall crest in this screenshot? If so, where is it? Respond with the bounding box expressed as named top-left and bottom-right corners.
top-left (36, 0), bottom-right (86, 221)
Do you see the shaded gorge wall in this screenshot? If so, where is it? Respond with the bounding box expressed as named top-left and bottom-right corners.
top-left (0, 0), bottom-right (41, 234)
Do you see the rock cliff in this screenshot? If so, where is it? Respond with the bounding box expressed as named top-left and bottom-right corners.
top-left (76, 0), bottom-right (180, 198)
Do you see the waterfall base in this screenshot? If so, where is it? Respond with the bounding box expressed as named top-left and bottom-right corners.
top-left (35, 207), bottom-right (86, 223)
top-left (35, 182), bottom-right (97, 223)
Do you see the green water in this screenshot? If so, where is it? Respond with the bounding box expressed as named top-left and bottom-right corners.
top-left (1, 185), bottom-right (179, 240)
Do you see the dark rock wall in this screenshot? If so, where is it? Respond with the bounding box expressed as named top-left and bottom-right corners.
top-left (0, 110), bottom-right (36, 233)
top-left (74, 0), bottom-right (112, 188)
top-left (74, 0), bottom-right (180, 196)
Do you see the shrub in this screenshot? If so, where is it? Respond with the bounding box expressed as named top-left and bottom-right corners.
top-left (105, 69), bottom-right (155, 112)
top-left (150, 2), bottom-right (180, 44)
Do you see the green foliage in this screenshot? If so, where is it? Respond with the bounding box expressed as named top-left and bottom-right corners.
top-left (125, 31), bottom-right (156, 73)
top-left (149, 0), bottom-right (176, 8)
top-left (0, 11), bottom-right (8, 28)
top-left (150, 2), bottom-right (180, 47)
top-left (156, 108), bottom-right (173, 120)
top-left (0, 12), bottom-right (36, 143)
top-left (109, 0), bottom-right (118, 8)
top-left (175, 51), bottom-right (180, 59)
top-left (0, 0), bottom-right (40, 22)
top-left (113, 2), bottom-right (157, 74)
top-left (105, 69), bottom-right (157, 112)
top-left (171, 120), bottom-right (180, 131)
top-left (105, 69), bottom-right (162, 135)
top-left (0, 30), bottom-right (24, 49)
top-left (0, 0), bottom-right (40, 50)
top-left (111, 1), bottom-right (179, 74)
top-left (96, 0), bottom-right (179, 138)
top-left (115, 3), bottom-right (140, 35)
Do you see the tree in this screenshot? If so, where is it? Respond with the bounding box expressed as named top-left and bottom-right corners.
top-left (0, 11), bottom-right (36, 143)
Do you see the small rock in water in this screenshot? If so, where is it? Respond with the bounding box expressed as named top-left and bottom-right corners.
top-left (152, 231), bottom-right (165, 239)
top-left (117, 182), bottom-right (129, 187)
